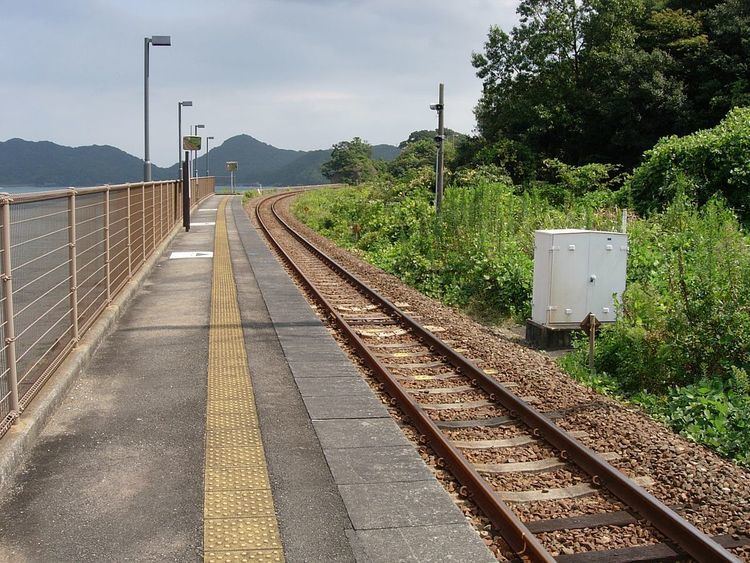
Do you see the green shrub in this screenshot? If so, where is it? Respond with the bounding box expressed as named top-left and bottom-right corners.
top-left (629, 106), bottom-right (750, 220)
top-left (561, 194), bottom-right (750, 465)
top-left (541, 159), bottom-right (625, 196)
top-left (294, 180), bottom-right (621, 321)
top-left (242, 189), bottom-right (261, 203)
top-left (635, 379), bottom-right (750, 466)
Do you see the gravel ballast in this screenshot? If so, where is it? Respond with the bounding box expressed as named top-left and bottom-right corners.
top-left (251, 194), bottom-right (750, 560)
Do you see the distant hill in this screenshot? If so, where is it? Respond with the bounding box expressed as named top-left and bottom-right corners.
top-left (0, 138), bottom-right (173, 187)
top-left (197, 136), bottom-right (402, 186)
top-left (0, 135), bottom-right (401, 188)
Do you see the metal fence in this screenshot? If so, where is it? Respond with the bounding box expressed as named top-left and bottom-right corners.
top-left (0, 177), bottom-right (215, 437)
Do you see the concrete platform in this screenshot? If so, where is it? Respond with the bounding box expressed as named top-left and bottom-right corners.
top-left (228, 197), bottom-right (494, 562)
top-left (0, 194), bottom-right (495, 562)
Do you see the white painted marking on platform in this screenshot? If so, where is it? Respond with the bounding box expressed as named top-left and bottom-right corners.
top-left (199, 208), bottom-right (218, 211)
top-left (191, 222), bottom-right (216, 226)
top-left (170, 251), bottom-right (214, 259)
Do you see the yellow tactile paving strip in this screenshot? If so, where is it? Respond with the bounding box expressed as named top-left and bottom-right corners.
top-left (203, 198), bottom-right (284, 563)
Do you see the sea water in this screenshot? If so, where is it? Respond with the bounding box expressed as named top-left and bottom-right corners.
top-left (0, 186), bottom-right (71, 194)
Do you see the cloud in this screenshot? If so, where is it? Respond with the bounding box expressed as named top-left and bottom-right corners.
top-left (0, 0), bottom-right (518, 167)
top-left (277, 90), bottom-right (356, 103)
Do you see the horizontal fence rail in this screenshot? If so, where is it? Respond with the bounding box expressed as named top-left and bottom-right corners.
top-left (0, 177), bottom-right (215, 437)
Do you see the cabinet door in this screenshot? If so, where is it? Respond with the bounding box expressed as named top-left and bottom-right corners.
top-left (586, 234), bottom-right (627, 322)
top-left (548, 234), bottom-right (589, 324)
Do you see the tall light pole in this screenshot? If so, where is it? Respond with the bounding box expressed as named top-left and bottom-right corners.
top-left (178, 101), bottom-right (192, 182)
top-left (193, 124), bottom-right (205, 178)
top-left (143, 35), bottom-right (171, 182)
top-left (430, 83), bottom-right (445, 213)
top-left (206, 136), bottom-right (215, 176)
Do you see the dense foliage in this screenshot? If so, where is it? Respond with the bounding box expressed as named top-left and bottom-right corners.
top-left (628, 107), bottom-right (750, 220)
top-left (321, 137), bottom-right (381, 185)
top-left (398, 129), bottom-right (465, 149)
top-left (471, 0), bottom-right (750, 172)
top-left (562, 195), bottom-right (750, 466)
top-left (294, 180), bottom-right (621, 319)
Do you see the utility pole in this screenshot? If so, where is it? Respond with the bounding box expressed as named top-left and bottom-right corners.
top-left (430, 83), bottom-right (445, 213)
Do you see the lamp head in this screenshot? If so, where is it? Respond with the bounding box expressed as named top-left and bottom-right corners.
top-left (180, 101), bottom-right (193, 107)
top-left (150, 35), bottom-right (171, 46)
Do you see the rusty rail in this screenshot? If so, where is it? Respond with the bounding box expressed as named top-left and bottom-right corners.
top-left (257, 191), bottom-right (738, 563)
top-left (0, 177), bottom-right (215, 438)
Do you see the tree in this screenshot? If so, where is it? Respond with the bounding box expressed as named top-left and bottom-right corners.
top-left (390, 137), bottom-right (461, 181)
top-left (321, 138), bottom-right (378, 185)
top-left (389, 139), bottom-right (436, 178)
top-left (399, 129), bottom-right (465, 149)
top-left (472, 0), bottom-right (593, 162)
top-left (471, 0), bottom-right (750, 172)
top-left (452, 136), bottom-right (538, 184)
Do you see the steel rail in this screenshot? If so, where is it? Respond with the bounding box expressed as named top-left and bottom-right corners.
top-left (260, 191), bottom-right (739, 563)
top-left (255, 193), bottom-right (554, 563)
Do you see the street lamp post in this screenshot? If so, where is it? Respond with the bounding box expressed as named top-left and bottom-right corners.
top-left (178, 101), bottom-right (192, 182)
top-left (206, 136), bottom-right (215, 176)
top-left (193, 124), bottom-right (205, 178)
top-left (143, 35), bottom-right (171, 182)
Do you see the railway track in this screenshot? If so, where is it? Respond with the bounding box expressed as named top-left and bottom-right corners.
top-left (253, 190), bottom-right (746, 562)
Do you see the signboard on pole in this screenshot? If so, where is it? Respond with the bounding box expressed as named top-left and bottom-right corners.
top-left (183, 136), bottom-right (202, 150)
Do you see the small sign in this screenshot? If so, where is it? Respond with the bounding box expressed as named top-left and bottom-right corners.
top-left (183, 136), bottom-right (202, 150)
top-left (580, 313), bottom-right (601, 335)
top-left (226, 161), bottom-right (238, 171)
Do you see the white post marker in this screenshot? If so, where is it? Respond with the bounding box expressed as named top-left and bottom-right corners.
top-left (169, 251), bottom-right (214, 259)
top-left (226, 161), bottom-right (238, 195)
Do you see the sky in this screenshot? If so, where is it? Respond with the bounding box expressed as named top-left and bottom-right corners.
top-left (0, 0), bottom-right (518, 167)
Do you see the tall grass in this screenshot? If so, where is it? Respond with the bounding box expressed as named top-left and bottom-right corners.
top-left (294, 181), bottom-right (622, 320)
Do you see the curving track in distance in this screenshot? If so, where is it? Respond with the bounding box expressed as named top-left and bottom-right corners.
top-left (253, 190), bottom-right (744, 563)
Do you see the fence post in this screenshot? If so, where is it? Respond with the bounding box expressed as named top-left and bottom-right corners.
top-left (171, 182), bottom-right (175, 226)
top-left (167, 183), bottom-right (171, 229)
top-left (159, 183), bottom-right (164, 242)
top-left (104, 186), bottom-right (111, 303)
top-left (152, 182), bottom-right (156, 252)
top-left (141, 183), bottom-right (146, 263)
top-left (1, 195), bottom-right (19, 415)
top-left (68, 189), bottom-right (80, 345)
top-left (127, 185), bottom-right (132, 279)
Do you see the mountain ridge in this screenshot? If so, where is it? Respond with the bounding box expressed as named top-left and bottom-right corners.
top-left (0, 135), bottom-right (400, 187)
